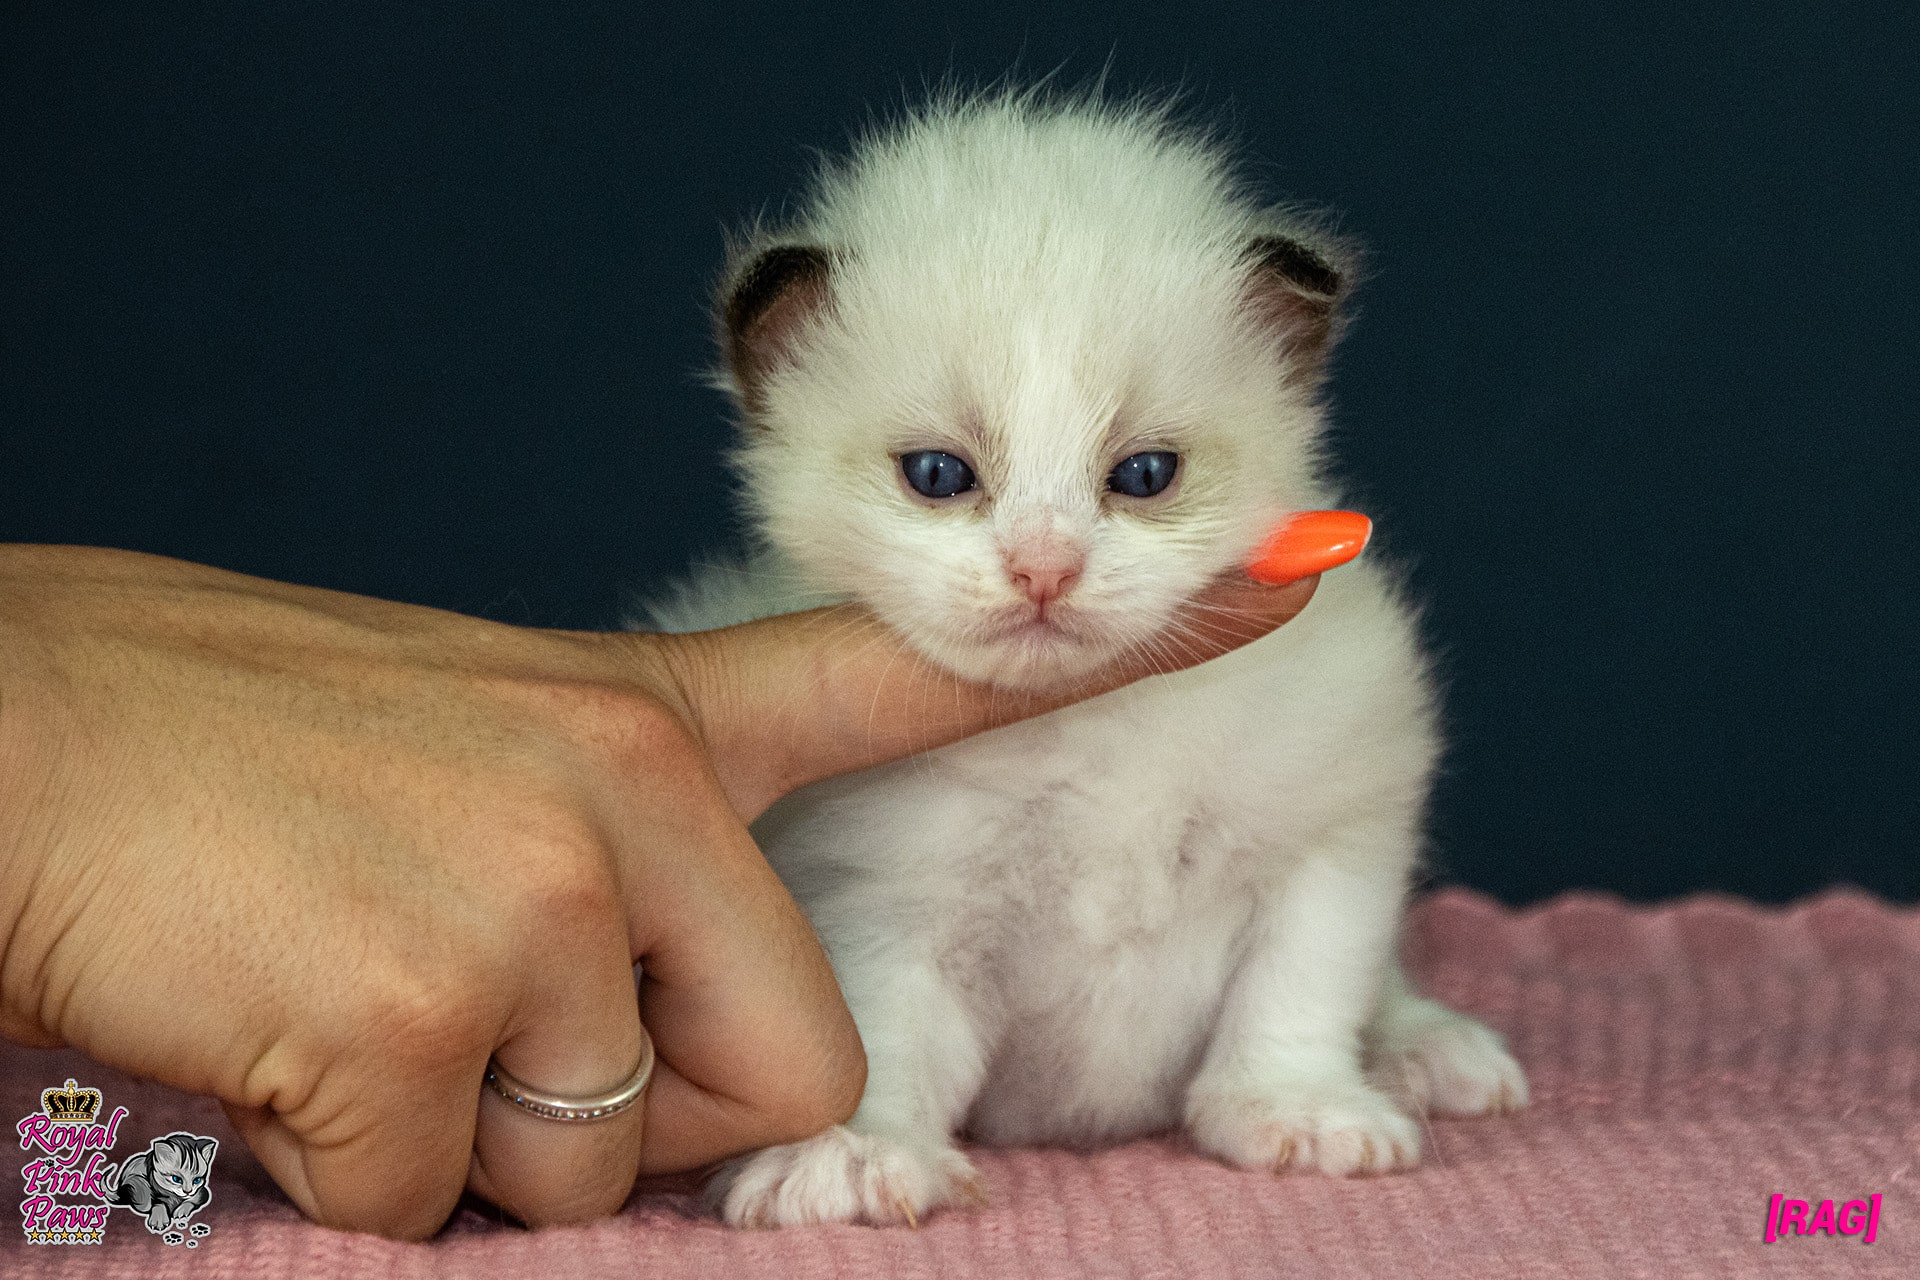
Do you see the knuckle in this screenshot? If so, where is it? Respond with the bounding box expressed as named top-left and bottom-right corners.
top-left (352, 964), bottom-right (492, 1071)
top-left (484, 661), bottom-right (700, 789)
top-left (490, 813), bottom-right (624, 942)
top-left (560, 681), bottom-right (694, 768)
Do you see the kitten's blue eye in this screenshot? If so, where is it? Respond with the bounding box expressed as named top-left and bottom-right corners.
top-left (1108, 451), bottom-right (1178, 498)
top-left (901, 450), bottom-right (977, 499)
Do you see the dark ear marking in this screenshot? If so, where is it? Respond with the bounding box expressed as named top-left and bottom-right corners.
top-left (1244, 232), bottom-right (1352, 378)
top-left (1250, 235), bottom-right (1342, 300)
top-left (723, 244), bottom-right (834, 409)
top-left (725, 245), bottom-right (832, 341)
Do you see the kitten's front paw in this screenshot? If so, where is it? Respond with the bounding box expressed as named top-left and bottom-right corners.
top-left (1366, 999), bottom-right (1529, 1118)
top-left (1187, 1077), bottom-right (1421, 1177)
top-left (710, 1126), bottom-right (983, 1228)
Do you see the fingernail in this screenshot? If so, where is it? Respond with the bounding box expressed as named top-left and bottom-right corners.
top-left (1245, 510), bottom-right (1373, 585)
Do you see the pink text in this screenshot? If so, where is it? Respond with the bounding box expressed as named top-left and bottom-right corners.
top-left (15, 1108), bottom-right (127, 1165)
top-left (20, 1153), bottom-right (110, 1200)
top-left (18, 1197), bottom-right (110, 1233)
top-left (1764, 1193), bottom-right (1881, 1244)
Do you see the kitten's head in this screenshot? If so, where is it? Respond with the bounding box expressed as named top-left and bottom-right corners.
top-left (149, 1133), bottom-right (216, 1196)
top-left (720, 95), bottom-right (1351, 691)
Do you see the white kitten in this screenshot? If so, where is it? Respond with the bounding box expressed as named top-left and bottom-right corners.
top-left (641, 90), bottom-right (1526, 1228)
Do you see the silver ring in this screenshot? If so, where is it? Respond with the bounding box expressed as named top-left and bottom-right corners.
top-left (483, 1032), bottom-right (654, 1122)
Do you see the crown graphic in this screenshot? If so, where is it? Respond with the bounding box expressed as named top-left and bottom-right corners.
top-left (41, 1079), bottom-right (101, 1124)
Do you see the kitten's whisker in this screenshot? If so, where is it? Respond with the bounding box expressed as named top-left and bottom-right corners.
top-left (754, 605), bottom-right (895, 768)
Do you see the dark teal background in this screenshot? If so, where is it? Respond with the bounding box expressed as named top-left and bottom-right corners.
top-left (4, 4), bottom-right (1915, 903)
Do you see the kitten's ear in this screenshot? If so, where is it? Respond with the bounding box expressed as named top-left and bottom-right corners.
top-left (1243, 232), bottom-right (1354, 379)
top-left (721, 243), bottom-right (835, 411)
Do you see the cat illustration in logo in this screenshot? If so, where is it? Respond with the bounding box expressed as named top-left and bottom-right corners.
top-left (103, 1133), bottom-right (218, 1234)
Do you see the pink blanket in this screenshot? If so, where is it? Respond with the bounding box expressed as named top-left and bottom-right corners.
top-left (4, 889), bottom-right (1914, 1278)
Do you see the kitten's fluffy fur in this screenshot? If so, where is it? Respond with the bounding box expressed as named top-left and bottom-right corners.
top-left (643, 90), bottom-right (1527, 1228)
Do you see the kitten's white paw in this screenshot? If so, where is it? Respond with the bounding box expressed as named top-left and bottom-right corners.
top-left (710, 1126), bottom-right (983, 1228)
top-left (1367, 999), bottom-right (1529, 1117)
top-left (1187, 1077), bottom-right (1421, 1176)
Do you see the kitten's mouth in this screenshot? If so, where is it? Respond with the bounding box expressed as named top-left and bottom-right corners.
top-left (987, 607), bottom-right (1084, 645)
top-left (922, 603), bottom-right (1130, 691)
top-left (979, 606), bottom-right (1120, 676)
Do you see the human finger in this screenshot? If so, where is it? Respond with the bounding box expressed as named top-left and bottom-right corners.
top-left (655, 573), bottom-right (1317, 820)
top-left (608, 746), bottom-right (865, 1174)
top-left (464, 886), bottom-right (652, 1226)
top-left (221, 1050), bottom-right (477, 1240)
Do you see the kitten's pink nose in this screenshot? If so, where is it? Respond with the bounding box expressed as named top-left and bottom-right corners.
top-left (1006, 552), bottom-right (1084, 607)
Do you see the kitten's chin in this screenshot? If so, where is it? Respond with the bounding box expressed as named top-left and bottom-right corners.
top-left (909, 622), bottom-right (1127, 694)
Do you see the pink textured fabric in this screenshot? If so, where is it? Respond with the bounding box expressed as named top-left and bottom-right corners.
top-left (3, 889), bottom-right (1915, 1278)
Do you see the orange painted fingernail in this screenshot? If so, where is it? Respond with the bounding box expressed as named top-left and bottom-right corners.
top-left (1245, 510), bottom-right (1373, 585)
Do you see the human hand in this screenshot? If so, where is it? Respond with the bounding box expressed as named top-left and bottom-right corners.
top-left (0, 545), bottom-right (1314, 1238)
